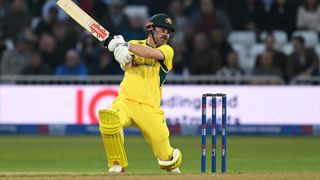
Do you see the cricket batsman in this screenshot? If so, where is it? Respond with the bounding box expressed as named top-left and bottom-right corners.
top-left (98, 13), bottom-right (182, 173)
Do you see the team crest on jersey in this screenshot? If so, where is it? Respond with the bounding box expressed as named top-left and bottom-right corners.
top-left (165, 18), bottom-right (173, 24)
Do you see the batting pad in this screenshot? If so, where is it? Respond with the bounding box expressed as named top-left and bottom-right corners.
top-left (99, 109), bottom-right (128, 168)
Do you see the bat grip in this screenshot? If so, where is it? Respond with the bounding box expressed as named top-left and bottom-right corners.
top-left (103, 38), bottom-right (111, 47)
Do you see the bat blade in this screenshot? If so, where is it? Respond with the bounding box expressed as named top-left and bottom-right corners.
top-left (57, 0), bottom-right (109, 42)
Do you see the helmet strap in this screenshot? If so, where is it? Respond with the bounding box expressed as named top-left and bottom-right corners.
top-left (150, 30), bottom-right (160, 47)
top-left (146, 22), bottom-right (160, 47)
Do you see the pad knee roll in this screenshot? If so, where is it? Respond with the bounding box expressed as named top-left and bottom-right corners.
top-left (99, 109), bottom-right (122, 134)
top-left (158, 149), bottom-right (182, 170)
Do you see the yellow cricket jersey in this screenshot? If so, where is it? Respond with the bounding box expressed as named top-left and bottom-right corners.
top-left (117, 39), bottom-right (174, 108)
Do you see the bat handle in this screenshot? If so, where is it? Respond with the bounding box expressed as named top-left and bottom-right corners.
top-left (103, 38), bottom-right (111, 48)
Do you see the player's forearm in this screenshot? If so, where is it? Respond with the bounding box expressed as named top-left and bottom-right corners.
top-left (129, 43), bottom-right (164, 60)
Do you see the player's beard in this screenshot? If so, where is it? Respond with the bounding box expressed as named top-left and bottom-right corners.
top-left (156, 35), bottom-right (169, 46)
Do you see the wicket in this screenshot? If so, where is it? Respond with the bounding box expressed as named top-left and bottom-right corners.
top-left (201, 93), bottom-right (227, 173)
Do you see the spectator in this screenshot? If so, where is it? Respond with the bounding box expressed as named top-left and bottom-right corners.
top-left (1, 35), bottom-right (30, 74)
top-left (267, 0), bottom-right (297, 38)
top-left (210, 28), bottom-right (233, 66)
top-left (148, 0), bottom-right (170, 16)
top-left (20, 49), bottom-right (52, 75)
top-left (0, 34), bottom-right (6, 58)
top-left (216, 50), bottom-right (245, 76)
top-left (79, 34), bottom-right (101, 69)
top-left (3, 0), bottom-right (32, 38)
top-left (0, 0), bottom-right (7, 31)
top-left (122, 15), bottom-right (146, 41)
top-left (34, 6), bottom-right (58, 35)
top-left (55, 49), bottom-right (88, 76)
top-left (189, 33), bottom-right (220, 74)
top-left (38, 33), bottom-right (60, 68)
top-left (182, 0), bottom-right (199, 17)
top-left (287, 36), bottom-right (319, 80)
top-left (244, 0), bottom-right (268, 32)
top-left (262, 0), bottom-right (274, 12)
top-left (213, 0), bottom-right (225, 9)
top-left (23, 28), bottom-right (38, 50)
top-left (296, 0), bottom-right (320, 32)
top-left (192, 0), bottom-right (232, 37)
top-left (79, 0), bottom-right (108, 22)
top-left (89, 49), bottom-right (122, 75)
top-left (168, 0), bottom-right (188, 38)
top-left (53, 21), bottom-right (77, 65)
top-left (225, 0), bottom-right (267, 31)
top-left (258, 33), bottom-right (288, 80)
top-left (42, 0), bottom-right (68, 22)
top-left (101, 0), bottom-right (130, 35)
top-left (291, 0), bottom-right (305, 8)
top-left (26, 0), bottom-right (45, 17)
top-left (184, 22), bottom-right (196, 57)
top-left (252, 50), bottom-right (283, 77)
top-left (170, 36), bottom-right (188, 75)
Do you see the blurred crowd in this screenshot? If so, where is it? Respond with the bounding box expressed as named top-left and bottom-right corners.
top-left (0, 0), bottom-right (320, 84)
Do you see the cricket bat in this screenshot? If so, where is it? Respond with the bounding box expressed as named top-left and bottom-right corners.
top-left (57, 0), bottom-right (109, 42)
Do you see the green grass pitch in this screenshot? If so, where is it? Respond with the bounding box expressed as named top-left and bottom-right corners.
top-left (0, 135), bottom-right (319, 174)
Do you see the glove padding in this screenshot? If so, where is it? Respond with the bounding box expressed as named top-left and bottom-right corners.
top-left (107, 35), bottom-right (125, 52)
top-left (114, 43), bottom-right (132, 66)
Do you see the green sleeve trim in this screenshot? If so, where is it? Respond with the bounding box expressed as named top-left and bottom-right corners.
top-left (159, 61), bottom-right (168, 86)
top-left (159, 61), bottom-right (168, 72)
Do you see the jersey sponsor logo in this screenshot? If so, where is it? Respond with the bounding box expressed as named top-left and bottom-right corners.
top-left (132, 61), bottom-right (155, 67)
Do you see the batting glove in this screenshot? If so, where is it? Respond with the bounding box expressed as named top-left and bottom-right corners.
top-left (107, 35), bottom-right (125, 52)
top-left (114, 43), bottom-right (132, 66)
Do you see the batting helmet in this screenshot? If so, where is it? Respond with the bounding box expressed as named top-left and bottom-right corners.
top-left (146, 13), bottom-right (175, 33)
